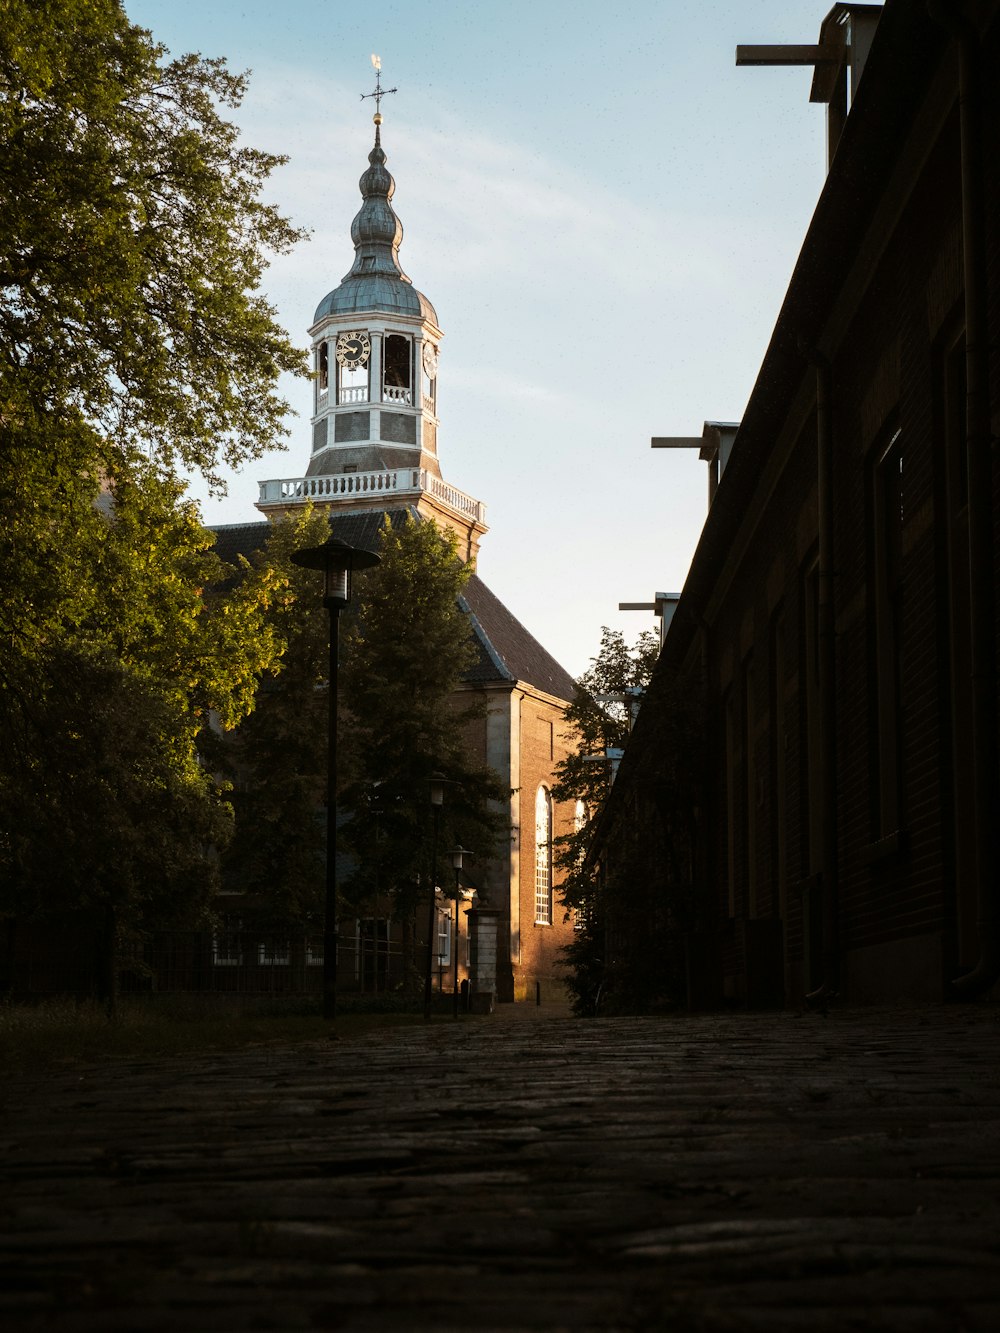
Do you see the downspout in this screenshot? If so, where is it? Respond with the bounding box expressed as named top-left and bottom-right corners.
top-left (807, 352), bottom-right (840, 1004)
top-left (927, 3), bottom-right (1000, 997)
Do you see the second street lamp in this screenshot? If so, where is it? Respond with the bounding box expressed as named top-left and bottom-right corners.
top-left (446, 845), bottom-right (472, 1019)
top-left (423, 773), bottom-right (450, 1021)
top-left (290, 535), bottom-right (379, 1021)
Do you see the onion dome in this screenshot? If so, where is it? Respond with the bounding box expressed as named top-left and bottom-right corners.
top-left (313, 123), bottom-right (438, 324)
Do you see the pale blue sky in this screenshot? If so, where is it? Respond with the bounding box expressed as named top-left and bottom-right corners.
top-left (127, 0), bottom-right (834, 677)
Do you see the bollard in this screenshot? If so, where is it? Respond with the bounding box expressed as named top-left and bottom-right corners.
top-left (535, 980), bottom-right (541, 1007)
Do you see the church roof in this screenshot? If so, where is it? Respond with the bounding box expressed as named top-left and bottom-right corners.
top-left (209, 515), bottom-right (577, 703)
top-left (460, 576), bottom-right (577, 702)
top-left (312, 125), bottom-right (438, 328)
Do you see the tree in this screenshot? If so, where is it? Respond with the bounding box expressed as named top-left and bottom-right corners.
top-left (340, 518), bottom-right (508, 934)
top-left (550, 627), bottom-right (660, 1015)
top-left (225, 513), bottom-right (509, 987)
top-left (0, 0), bottom-right (306, 484)
top-left (551, 626), bottom-right (660, 911)
top-left (0, 462), bottom-right (281, 1001)
top-left (220, 507), bottom-right (332, 928)
top-left (0, 1), bottom-right (306, 996)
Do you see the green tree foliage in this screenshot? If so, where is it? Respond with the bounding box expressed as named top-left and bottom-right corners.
top-left (221, 508), bottom-right (332, 927)
top-left (551, 626), bottom-right (660, 914)
top-left (0, 1), bottom-right (304, 989)
top-left (228, 514), bottom-right (508, 943)
top-left (340, 518), bottom-right (508, 925)
top-left (554, 629), bottom-right (707, 1017)
top-left (0, 0), bottom-right (306, 483)
top-left (0, 462), bottom-right (280, 996)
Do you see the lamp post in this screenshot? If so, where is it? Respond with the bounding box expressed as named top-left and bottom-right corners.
top-left (290, 535), bottom-right (379, 1021)
top-left (423, 773), bottom-right (447, 1022)
top-left (446, 846), bottom-right (472, 1019)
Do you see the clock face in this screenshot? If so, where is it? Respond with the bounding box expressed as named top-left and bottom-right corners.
top-left (421, 341), bottom-right (439, 378)
top-left (335, 331), bottom-right (371, 369)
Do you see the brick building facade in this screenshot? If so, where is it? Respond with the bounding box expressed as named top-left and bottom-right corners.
top-left (207, 102), bottom-right (580, 1005)
top-left (589, 0), bottom-right (1000, 1008)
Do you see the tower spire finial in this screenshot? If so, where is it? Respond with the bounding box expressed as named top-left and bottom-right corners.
top-left (361, 54), bottom-right (397, 130)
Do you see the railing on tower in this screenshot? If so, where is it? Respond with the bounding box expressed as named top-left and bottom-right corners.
top-left (257, 468), bottom-right (486, 524)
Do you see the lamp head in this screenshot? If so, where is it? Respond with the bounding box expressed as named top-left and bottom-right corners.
top-left (427, 771), bottom-right (459, 807)
top-left (446, 844), bottom-right (472, 871)
top-left (290, 536), bottom-right (380, 607)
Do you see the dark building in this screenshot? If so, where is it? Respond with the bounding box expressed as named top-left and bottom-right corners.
top-left (589, 0), bottom-right (1000, 1007)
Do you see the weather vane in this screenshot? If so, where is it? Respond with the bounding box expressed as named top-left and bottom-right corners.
top-left (361, 54), bottom-right (397, 120)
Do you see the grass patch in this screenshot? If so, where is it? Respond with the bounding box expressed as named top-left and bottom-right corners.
top-left (0, 994), bottom-right (432, 1072)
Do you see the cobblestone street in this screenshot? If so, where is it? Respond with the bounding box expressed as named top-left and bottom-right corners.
top-left (3, 1004), bottom-right (1000, 1331)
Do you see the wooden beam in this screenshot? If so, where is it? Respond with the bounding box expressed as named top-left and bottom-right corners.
top-left (736, 43), bottom-right (840, 67)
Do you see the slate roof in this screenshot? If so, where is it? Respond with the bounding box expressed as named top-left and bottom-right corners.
top-left (208, 512), bottom-right (577, 703)
top-left (460, 575), bottom-right (577, 702)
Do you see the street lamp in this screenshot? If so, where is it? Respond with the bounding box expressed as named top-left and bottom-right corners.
top-left (291, 535), bottom-right (379, 1020)
top-left (423, 773), bottom-right (450, 1021)
top-left (446, 846), bottom-right (472, 1019)
top-left (423, 773), bottom-right (462, 1020)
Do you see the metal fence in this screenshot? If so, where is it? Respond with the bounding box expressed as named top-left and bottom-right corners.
top-left (3, 925), bottom-right (410, 999)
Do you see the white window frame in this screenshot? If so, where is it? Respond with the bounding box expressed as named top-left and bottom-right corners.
top-left (535, 786), bottom-right (553, 925)
top-left (437, 909), bottom-right (452, 965)
top-left (212, 918), bottom-right (242, 967)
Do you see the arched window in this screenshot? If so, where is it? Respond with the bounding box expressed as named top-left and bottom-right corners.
top-left (383, 333), bottom-right (412, 403)
top-left (535, 786), bottom-right (553, 925)
top-left (318, 341), bottom-right (329, 396)
top-left (573, 800), bottom-right (588, 929)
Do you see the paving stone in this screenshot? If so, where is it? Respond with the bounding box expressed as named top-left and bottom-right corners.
top-left (2, 1005), bottom-right (1000, 1329)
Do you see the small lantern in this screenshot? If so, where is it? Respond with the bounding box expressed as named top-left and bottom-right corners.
top-left (447, 845), bottom-right (471, 872)
top-left (290, 535), bottom-right (379, 607)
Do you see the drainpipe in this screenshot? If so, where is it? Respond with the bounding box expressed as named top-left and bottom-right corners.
top-left (806, 353), bottom-right (840, 1005)
top-left (927, 3), bottom-right (999, 997)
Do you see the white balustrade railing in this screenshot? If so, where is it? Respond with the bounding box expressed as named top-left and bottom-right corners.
top-left (424, 473), bottom-right (486, 520)
top-left (258, 468), bottom-right (486, 524)
top-left (382, 384), bottom-right (412, 404)
top-left (339, 386), bottom-right (368, 404)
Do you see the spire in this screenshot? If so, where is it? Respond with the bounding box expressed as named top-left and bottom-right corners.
top-left (343, 123), bottom-right (411, 285)
top-left (313, 58), bottom-right (436, 326)
top-left (340, 56), bottom-right (409, 287)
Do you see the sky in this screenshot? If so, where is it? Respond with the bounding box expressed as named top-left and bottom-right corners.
top-left (126, 0), bottom-right (835, 679)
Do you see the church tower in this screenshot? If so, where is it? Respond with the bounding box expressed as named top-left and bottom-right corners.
top-left (256, 81), bottom-right (487, 562)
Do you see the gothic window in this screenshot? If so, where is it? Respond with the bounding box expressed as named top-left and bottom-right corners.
top-left (769, 607), bottom-right (788, 924)
top-left (535, 786), bottom-right (553, 925)
top-left (573, 799), bottom-right (588, 929)
top-left (383, 333), bottom-right (412, 404)
top-left (802, 554), bottom-right (822, 879)
top-left (869, 424), bottom-right (904, 839)
top-left (743, 653), bottom-right (758, 918)
top-left (724, 690), bottom-right (737, 917)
